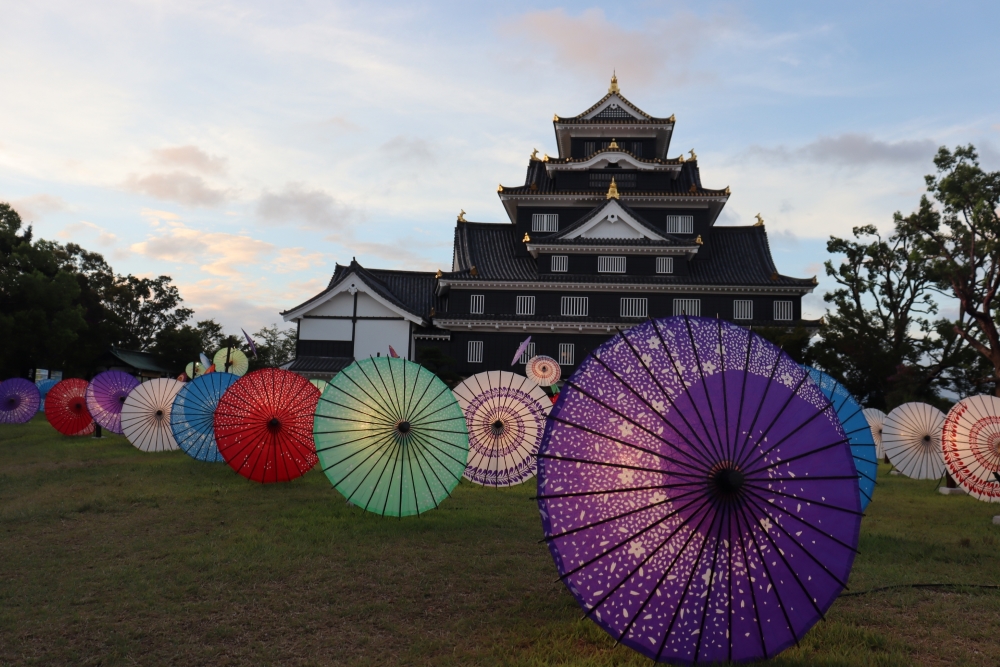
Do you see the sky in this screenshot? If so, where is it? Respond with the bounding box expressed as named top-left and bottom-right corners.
top-left (3, 0), bottom-right (1000, 332)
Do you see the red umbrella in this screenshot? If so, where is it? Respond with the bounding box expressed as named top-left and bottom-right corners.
top-left (45, 379), bottom-right (96, 436)
top-left (214, 368), bottom-right (321, 483)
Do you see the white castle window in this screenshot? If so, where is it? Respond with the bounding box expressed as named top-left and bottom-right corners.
top-left (673, 299), bottom-right (700, 316)
top-left (666, 215), bottom-right (694, 234)
top-left (518, 342), bottom-right (536, 364)
top-left (467, 341), bottom-right (483, 363)
top-left (774, 301), bottom-right (794, 321)
top-left (531, 214), bottom-right (559, 232)
top-left (558, 343), bottom-right (575, 365)
top-left (550, 255), bottom-right (568, 272)
top-left (656, 257), bottom-right (674, 274)
top-left (469, 294), bottom-right (484, 314)
top-left (561, 297), bottom-right (588, 317)
top-left (516, 296), bottom-right (535, 316)
top-left (598, 256), bottom-right (626, 273)
top-left (620, 298), bottom-right (648, 318)
top-left (733, 300), bottom-right (753, 320)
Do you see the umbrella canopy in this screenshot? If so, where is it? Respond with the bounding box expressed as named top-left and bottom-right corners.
top-left (525, 355), bottom-right (561, 387)
top-left (185, 362), bottom-right (206, 378)
top-left (86, 370), bottom-right (140, 435)
top-left (883, 402), bottom-right (945, 479)
top-left (863, 408), bottom-right (887, 460)
top-left (537, 316), bottom-right (861, 664)
top-left (170, 372), bottom-right (239, 462)
top-left (453, 371), bottom-right (551, 487)
top-left (214, 347), bottom-right (249, 376)
top-left (309, 378), bottom-right (329, 393)
top-left (36, 378), bottom-right (58, 412)
top-left (0, 378), bottom-right (41, 424)
top-left (803, 367), bottom-right (878, 510)
top-left (942, 395), bottom-right (1000, 502)
top-left (44, 379), bottom-right (95, 435)
top-left (313, 357), bottom-right (468, 516)
top-left (214, 368), bottom-right (321, 483)
top-left (511, 336), bottom-right (532, 366)
top-left (121, 378), bottom-right (184, 452)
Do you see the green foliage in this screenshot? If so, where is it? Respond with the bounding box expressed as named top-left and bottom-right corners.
top-left (415, 345), bottom-right (462, 386)
top-left (754, 326), bottom-right (816, 366)
top-left (246, 324), bottom-right (296, 369)
top-left (152, 325), bottom-right (205, 375)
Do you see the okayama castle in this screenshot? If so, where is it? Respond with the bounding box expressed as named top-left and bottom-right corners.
top-left (281, 76), bottom-right (818, 380)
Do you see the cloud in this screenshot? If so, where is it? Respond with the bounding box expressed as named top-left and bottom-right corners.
top-left (10, 193), bottom-right (67, 221)
top-left (130, 220), bottom-right (274, 276)
top-left (744, 133), bottom-right (937, 167)
top-left (502, 8), bottom-right (725, 86)
top-left (272, 247), bottom-right (328, 274)
top-left (378, 136), bottom-right (434, 163)
top-left (255, 183), bottom-right (362, 230)
top-left (151, 145), bottom-right (228, 175)
top-left (57, 220), bottom-right (119, 247)
top-left (321, 115), bottom-right (362, 131)
top-left (124, 171), bottom-right (229, 206)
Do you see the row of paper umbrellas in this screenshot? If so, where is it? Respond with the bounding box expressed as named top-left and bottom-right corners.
top-left (2, 317), bottom-right (997, 664)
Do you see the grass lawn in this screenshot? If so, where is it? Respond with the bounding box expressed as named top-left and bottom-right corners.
top-left (2, 415), bottom-right (999, 666)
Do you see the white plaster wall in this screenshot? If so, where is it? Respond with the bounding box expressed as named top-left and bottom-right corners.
top-left (355, 292), bottom-right (399, 317)
top-left (299, 318), bottom-right (352, 340)
top-left (580, 217), bottom-right (643, 238)
top-left (308, 292), bottom-right (355, 317)
top-left (354, 320), bottom-right (410, 360)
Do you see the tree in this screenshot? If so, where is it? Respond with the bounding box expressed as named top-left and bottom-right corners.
top-left (812, 217), bottom-right (962, 410)
top-left (247, 325), bottom-right (296, 369)
top-left (103, 274), bottom-right (194, 350)
top-left (152, 325), bottom-right (204, 375)
top-left (909, 145), bottom-right (1000, 396)
top-left (0, 203), bottom-right (87, 378)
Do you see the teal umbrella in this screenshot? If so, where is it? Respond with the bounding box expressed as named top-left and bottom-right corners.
top-left (313, 357), bottom-right (469, 517)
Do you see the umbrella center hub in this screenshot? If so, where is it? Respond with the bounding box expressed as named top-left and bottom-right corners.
top-left (267, 417), bottom-right (281, 433)
top-left (710, 464), bottom-right (745, 499)
top-left (922, 434), bottom-right (931, 445)
top-left (155, 409), bottom-right (164, 418)
top-left (396, 420), bottom-right (412, 436)
top-left (118, 395), bottom-right (127, 404)
top-left (6, 397), bottom-right (17, 408)
top-left (490, 419), bottom-right (505, 436)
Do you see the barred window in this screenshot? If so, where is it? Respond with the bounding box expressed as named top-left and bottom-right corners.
top-left (589, 172), bottom-right (636, 189)
top-left (673, 298), bottom-right (701, 316)
top-left (531, 214), bottom-right (559, 232)
top-left (631, 141), bottom-right (643, 157)
top-left (598, 256), bottom-right (626, 273)
top-left (550, 255), bottom-right (568, 272)
top-left (518, 342), bottom-right (536, 364)
top-left (620, 297), bottom-right (648, 318)
top-left (656, 257), bottom-right (674, 274)
top-left (469, 294), bottom-right (484, 315)
top-left (467, 341), bottom-right (483, 363)
top-left (516, 295), bottom-right (535, 316)
top-left (558, 343), bottom-right (575, 366)
top-left (583, 141), bottom-right (596, 156)
top-left (561, 296), bottom-right (589, 317)
top-left (733, 300), bottom-right (753, 320)
top-left (774, 300), bottom-right (794, 321)
top-left (666, 215), bottom-right (694, 234)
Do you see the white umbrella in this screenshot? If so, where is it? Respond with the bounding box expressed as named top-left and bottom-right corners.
top-left (452, 371), bottom-right (551, 487)
top-left (863, 407), bottom-right (887, 460)
top-left (883, 402), bottom-right (945, 479)
top-left (942, 395), bottom-right (1000, 502)
top-left (121, 378), bottom-right (184, 452)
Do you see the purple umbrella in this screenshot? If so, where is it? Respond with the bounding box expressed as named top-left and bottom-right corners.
top-left (86, 370), bottom-right (140, 435)
top-left (537, 317), bottom-right (861, 664)
top-left (0, 378), bottom-right (41, 424)
top-left (511, 336), bottom-right (532, 366)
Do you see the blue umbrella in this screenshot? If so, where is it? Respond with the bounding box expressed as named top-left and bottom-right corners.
top-left (36, 378), bottom-right (58, 412)
top-left (803, 366), bottom-right (877, 510)
top-left (170, 372), bottom-right (239, 462)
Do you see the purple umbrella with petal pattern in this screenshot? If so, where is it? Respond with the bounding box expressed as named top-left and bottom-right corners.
top-left (86, 370), bottom-right (140, 435)
top-left (537, 316), bottom-right (861, 664)
top-left (0, 378), bottom-right (41, 424)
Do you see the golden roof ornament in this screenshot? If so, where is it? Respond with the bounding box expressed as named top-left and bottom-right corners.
top-left (606, 178), bottom-right (620, 200)
top-left (724, 186), bottom-right (731, 194)
top-left (542, 153), bottom-right (550, 162)
top-left (609, 72), bottom-right (619, 94)
top-left (695, 235), bottom-right (703, 245)
top-left (457, 209), bottom-right (467, 223)
top-left (553, 114), bottom-right (560, 122)
top-left (677, 154), bottom-right (685, 163)
top-left (522, 233), bottom-right (531, 243)
top-left (429, 307), bottom-right (435, 317)
top-left (812, 275), bottom-right (819, 285)
top-left (668, 114), bottom-right (676, 123)
top-left (497, 184), bottom-right (503, 192)
top-left (754, 213), bottom-right (764, 226)
top-left (608, 139), bottom-right (619, 149)
top-left (470, 265), bottom-right (478, 276)
top-left (689, 183), bottom-right (698, 193)
top-left (688, 149), bottom-right (697, 161)
top-left (530, 148), bottom-right (539, 160)
top-left (434, 269), bottom-right (442, 279)
top-left (770, 271), bottom-right (779, 281)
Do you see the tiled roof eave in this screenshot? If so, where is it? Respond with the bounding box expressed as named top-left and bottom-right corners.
top-left (497, 190), bottom-right (730, 199)
top-left (436, 278), bottom-right (816, 294)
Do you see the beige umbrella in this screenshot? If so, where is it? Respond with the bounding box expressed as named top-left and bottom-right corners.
top-left (942, 395), bottom-right (1000, 502)
top-left (121, 378), bottom-right (184, 452)
top-left (883, 402), bottom-right (945, 479)
top-left (863, 407), bottom-right (887, 460)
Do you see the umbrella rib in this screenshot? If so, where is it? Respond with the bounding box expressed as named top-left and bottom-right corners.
top-left (408, 430), bottom-right (464, 485)
top-left (407, 429), bottom-right (469, 473)
top-left (555, 492), bottom-right (707, 581)
top-left (608, 331), bottom-right (718, 471)
top-left (404, 380), bottom-right (453, 426)
top-left (317, 395), bottom-right (394, 424)
top-left (383, 435), bottom-right (405, 517)
top-left (656, 500), bottom-right (720, 662)
top-left (739, 393), bottom-right (839, 472)
top-left (384, 358), bottom-right (407, 439)
top-left (337, 366), bottom-right (400, 425)
top-left (718, 316), bottom-right (733, 464)
top-left (650, 318), bottom-right (726, 462)
top-left (546, 491), bottom-right (697, 543)
top-left (325, 430), bottom-right (397, 485)
top-left (536, 451), bottom-right (705, 481)
top-left (742, 438), bottom-right (851, 477)
top-left (359, 436), bottom-right (401, 514)
top-left (741, 484), bottom-right (861, 554)
top-left (742, 481), bottom-right (864, 517)
top-left (693, 496), bottom-right (730, 662)
top-left (408, 437), bottom-right (446, 508)
top-left (405, 369), bottom-right (444, 427)
top-left (741, 492), bottom-right (850, 590)
top-left (732, 499), bottom-right (811, 645)
top-left (537, 480), bottom-right (709, 501)
top-left (730, 345), bottom-right (784, 468)
top-left (731, 501), bottom-right (769, 657)
top-left (682, 315), bottom-right (728, 464)
top-left (368, 358), bottom-right (404, 427)
top-left (538, 423), bottom-right (704, 479)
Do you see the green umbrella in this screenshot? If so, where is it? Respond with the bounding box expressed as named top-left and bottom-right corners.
top-left (314, 357), bottom-right (469, 517)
